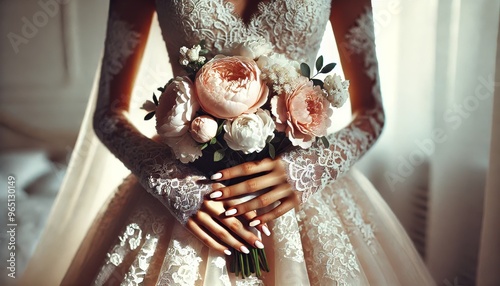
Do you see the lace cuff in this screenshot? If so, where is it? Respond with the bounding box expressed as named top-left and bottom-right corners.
top-left (281, 109), bottom-right (383, 203)
top-left (94, 113), bottom-right (211, 225)
top-left (142, 152), bottom-right (212, 225)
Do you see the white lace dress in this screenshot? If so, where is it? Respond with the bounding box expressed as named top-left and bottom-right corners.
top-left (57, 0), bottom-right (436, 285)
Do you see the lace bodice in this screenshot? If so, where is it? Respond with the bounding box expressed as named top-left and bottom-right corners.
top-left (155, 0), bottom-right (332, 75)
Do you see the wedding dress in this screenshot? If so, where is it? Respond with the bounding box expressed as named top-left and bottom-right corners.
top-left (21, 0), bottom-right (436, 285)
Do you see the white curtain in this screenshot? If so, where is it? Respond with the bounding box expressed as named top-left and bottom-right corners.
top-left (477, 26), bottom-right (500, 286)
top-left (357, 0), bottom-right (500, 285)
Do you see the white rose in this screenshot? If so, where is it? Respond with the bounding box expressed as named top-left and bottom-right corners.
top-left (179, 46), bottom-right (190, 66)
top-left (190, 115), bottom-right (218, 143)
top-left (156, 76), bottom-right (200, 139)
top-left (163, 132), bottom-right (202, 163)
top-left (223, 109), bottom-right (275, 154)
top-left (186, 45), bottom-right (201, 62)
top-left (323, 74), bottom-right (350, 108)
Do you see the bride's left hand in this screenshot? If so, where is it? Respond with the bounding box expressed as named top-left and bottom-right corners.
top-left (209, 157), bottom-right (301, 227)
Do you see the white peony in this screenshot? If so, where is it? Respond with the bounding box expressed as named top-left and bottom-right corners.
top-left (163, 132), bottom-right (203, 163)
top-left (224, 109), bottom-right (275, 154)
top-left (323, 74), bottom-right (350, 108)
top-left (155, 76), bottom-right (200, 138)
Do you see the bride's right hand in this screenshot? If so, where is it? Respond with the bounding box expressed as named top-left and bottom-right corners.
top-left (186, 183), bottom-right (266, 255)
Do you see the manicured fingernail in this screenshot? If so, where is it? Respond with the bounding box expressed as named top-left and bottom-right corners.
top-left (255, 241), bottom-right (264, 249)
top-left (211, 173), bottom-right (223, 180)
top-left (210, 191), bottom-right (222, 199)
top-left (249, 220), bottom-right (260, 227)
top-left (240, 246), bottom-right (250, 254)
top-left (225, 209), bottom-right (237, 216)
top-left (224, 249), bottom-right (232, 256)
top-left (262, 225), bottom-right (271, 237)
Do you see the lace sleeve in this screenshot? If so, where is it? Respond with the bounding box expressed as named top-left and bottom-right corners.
top-left (93, 11), bottom-right (211, 225)
top-left (281, 8), bottom-right (385, 203)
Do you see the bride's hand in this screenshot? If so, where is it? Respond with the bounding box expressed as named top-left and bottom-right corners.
top-left (185, 183), bottom-right (266, 255)
top-left (208, 157), bottom-right (301, 227)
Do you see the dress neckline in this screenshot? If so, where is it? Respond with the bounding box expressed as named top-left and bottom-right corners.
top-left (222, 0), bottom-right (272, 27)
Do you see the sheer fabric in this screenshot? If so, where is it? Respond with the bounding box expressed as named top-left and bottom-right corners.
top-left (22, 0), bottom-right (435, 285)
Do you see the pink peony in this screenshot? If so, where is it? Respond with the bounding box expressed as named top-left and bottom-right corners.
top-left (156, 76), bottom-right (200, 139)
top-left (195, 55), bottom-right (269, 119)
top-left (190, 115), bottom-right (218, 143)
top-left (271, 79), bottom-right (332, 148)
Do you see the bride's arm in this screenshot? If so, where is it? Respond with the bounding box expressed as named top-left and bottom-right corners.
top-left (94, 0), bottom-right (265, 254)
top-left (208, 0), bottom-right (384, 223)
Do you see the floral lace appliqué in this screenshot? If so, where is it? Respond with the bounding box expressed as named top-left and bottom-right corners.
top-left (273, 210), bottom-right (305, 263)
top-left (297, 192), bottom-right (361, 286)
top-left (156, 224), bottom-right (204, 286)
top-left (93, 207), bottom-right (167, 285)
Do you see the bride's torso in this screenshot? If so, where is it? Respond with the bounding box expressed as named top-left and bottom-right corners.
top-left (155, 0), bottom-right (332, 75)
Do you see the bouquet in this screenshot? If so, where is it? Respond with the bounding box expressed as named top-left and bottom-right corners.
top-left (143, 39), bottom-right (349, 278)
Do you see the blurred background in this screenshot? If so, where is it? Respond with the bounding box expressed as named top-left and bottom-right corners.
top-left (0, 0), bottom-right (499, 285)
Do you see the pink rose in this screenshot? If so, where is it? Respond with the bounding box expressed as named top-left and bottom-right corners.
top-left (195, 55), bottom-right (269, 119)
top-left (156, 76), bottom-right (200, 139)
top-left (190, 115), bottom-right (218, 143)
top-left (271, 79), bottom-right (332, 148)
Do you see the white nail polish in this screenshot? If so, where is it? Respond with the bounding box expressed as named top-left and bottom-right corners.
top-left (225, 209), bottom-right (237, 216)
top-left (210, 191), bottom-right (222, 199)
top-left (211, 173), bottom-right (223, 180)
top-left (255, 241), bottom-right (264, 249)
top-left (224, 249), bottom-right (232, 256)
top-left (249, 220), bottom-right (261, 227)
top-left (262, 225), bottom-right (271, 237)
top-left (240, 246), bottom-right (250, 254)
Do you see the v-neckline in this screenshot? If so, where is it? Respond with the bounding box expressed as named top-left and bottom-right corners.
top-left (222, 0), bottom-right (273, 27)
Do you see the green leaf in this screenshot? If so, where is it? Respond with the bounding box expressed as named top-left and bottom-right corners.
top-left (144, 111), bottom-right (155, 121)
top-left (157, 87), bottom-right (165, 93)
top-left (311, 78), bottom-right (324, 88)
top-left (199, 49), bottom-right (209, 56)
top-left (321, 136), bottom-right (330, 148)
top-left (210, 137), bottom-right (217, 145)
top-left (153, 93), bottom-right (159, 105)
top-left (200, 143), bottom-right (209, 151)
top-left (214, 149), bottom-right (225, 162)
top-left (315, 55), bottom-right (324, 72)
top-left (320, 63), bottom-right (337, 74)
top-left (216, 121), bottom-right (225, 136)
top-left (300, 63), bottom-right (311, 78)
top-left (199, 39), bottom-right (206, 48)
top-left (268, 143), bottom-right (276, 159)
